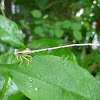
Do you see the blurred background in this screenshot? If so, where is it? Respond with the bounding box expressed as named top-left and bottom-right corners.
top-left (0, 0), bottom-right (100, 44)
top-left (0, 0), bottom-right (100, 99)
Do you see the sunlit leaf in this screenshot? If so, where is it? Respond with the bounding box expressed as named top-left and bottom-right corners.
top-left (0, 15), bottom-right (24, 48)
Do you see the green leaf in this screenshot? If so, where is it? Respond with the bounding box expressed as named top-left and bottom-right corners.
top-left (80, 50), bottom-right (100, 66)
top-left (54, 28), bottom-right (63, 38)
top-left (71, 23), bottom-right (82, 31)
top-left (54, 22), bottom-right (64, 38)
top-left (34, 26), bottom-right (45, 37)
top-left (31, 10), bottom-right (42, 18)
top-left (34, 20), bottom-right (42, 24)
top-left (3, 91), bottom-right (26, 100)
top-left (0, 55), bottom-right (100, 100)
top-left (0, 15), bottom-right (24, 48)
top-left (0, 40), bottom-right (10, 53)
top-left (0, 51), bottom-right (17, 64)
top-left (55, 22), bottom-right (62, 28)
top-left (49, 29), bottom-right (55, 36)
top-left (73, 31), bottom-right (82, 41)
top-left (62, 20), bottom-right (71, 29)
top-left (0, 71), bottom-right (26, 100)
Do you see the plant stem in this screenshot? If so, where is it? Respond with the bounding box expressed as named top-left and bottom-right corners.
top-left (0, 75), bottom-right (9, 100)
top-left (0, 3), bottom-right (5, 17)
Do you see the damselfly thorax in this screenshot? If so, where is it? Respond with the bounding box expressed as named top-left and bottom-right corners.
top-left (14, 48), bottom-right (32, 68)
top-left (14, 48), bottom-right (31, 56)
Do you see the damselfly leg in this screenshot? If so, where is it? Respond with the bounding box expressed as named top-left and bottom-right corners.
top-left (14, 48), bottom-right (32, 68)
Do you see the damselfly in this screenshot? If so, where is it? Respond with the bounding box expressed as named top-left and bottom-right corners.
top-left (14, 43), bottom-right (100, 68)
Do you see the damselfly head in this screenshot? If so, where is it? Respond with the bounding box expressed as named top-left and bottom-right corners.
top-left (14, 49), bottom-right (18, 56)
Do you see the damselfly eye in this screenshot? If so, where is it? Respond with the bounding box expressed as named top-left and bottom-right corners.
top-left (14, 49), bottom-right (18, 56)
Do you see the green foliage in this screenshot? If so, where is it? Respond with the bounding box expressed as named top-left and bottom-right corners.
top-left (34, 0), bottom-right (49, 9)
top-left (0, 0), bottom-right (100, 100)
top-left (73, 31), bottom-right (82, 41)
top-left (31, 10), bottom-right (42, 18)
top-left (54, 28), bottom-right (63, 38)
top-left (79, 50), bottom-right (100, 66)
top-left (34, 26), bottom-right (45, 37)
top-left (62, 20), bottom-right (71, 29)
top-left (71, 23), bottom-right (82, 31)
